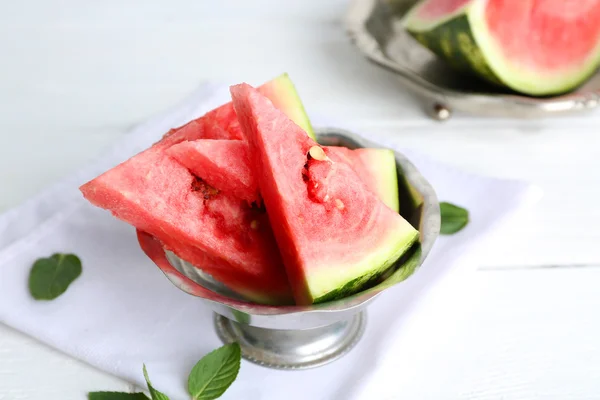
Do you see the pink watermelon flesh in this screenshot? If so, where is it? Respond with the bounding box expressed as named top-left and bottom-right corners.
top-left (325, 146), bottom-right (399, 212)
top-left (418, 0), bottom-right (469, 18)
top-left (168, 139), bottom-right (397, 212)
top-left (166, 140), bottom-right (259, 205)
top-left (80, 144), bottom-right (292, 304)
top-left (484, 0), bottom-right (600, 72)
top-left (416, 0), bottom-right (600, 73)
top-left (159, 104), bottom-right (241, 149)
top-left (231, 83), bottom-right (419, 305)
top-left (81, 75), bottom-right (317, 305)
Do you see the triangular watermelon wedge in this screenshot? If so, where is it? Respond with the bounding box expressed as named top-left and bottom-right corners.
top-left (167, 140), bottom-right (400, 212)
top-left (80, 74), bottom-right (316, 306)
top-left (231, 83), bottom-right (419, 305)
top-left (80, 142), bottom-right (293, 304)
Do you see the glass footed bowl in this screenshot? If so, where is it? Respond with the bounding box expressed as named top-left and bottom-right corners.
top-left (137, 127), bottom-right (440, 370)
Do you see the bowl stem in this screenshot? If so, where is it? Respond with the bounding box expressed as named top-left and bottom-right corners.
top-left (214, 311), bottom-right (366, 370)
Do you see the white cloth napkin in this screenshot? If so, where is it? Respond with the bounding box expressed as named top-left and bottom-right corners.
top-left (0, 83), bottom-right (541, 400)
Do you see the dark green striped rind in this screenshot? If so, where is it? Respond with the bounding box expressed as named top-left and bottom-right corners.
top-left (312, 236), bottom-right (419, 304)
top-left (313, 262), bottom-right (389, 304)
top-left (407, 14), bottom-right (503, 87)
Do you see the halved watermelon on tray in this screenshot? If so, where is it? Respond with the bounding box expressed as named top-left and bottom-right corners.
top-left (80, 74), bottom-right (419, 305)
top-left (403, 0), bottom-right (600, 95)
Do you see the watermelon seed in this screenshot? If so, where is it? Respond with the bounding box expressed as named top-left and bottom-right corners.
top-left (250, 220), bottom-right (259, 230)
top-left (251, 201), bottom-right (266, 213)
top-left (335, 199), bottom-right (345, 210)
top-left (308, 146), bottom-right (327, 161)
top-left (191, 177), bottom-right (219, 199)
top-left (302, 162), bottom-right (309, 182)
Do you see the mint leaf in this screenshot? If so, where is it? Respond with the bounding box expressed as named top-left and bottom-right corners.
top-left (89, 392), bottom-right (150, 400)
top-left (440, 202), bottom-right (469, 234)
top-left (28, 253), bottom-right (82, 300)
top-left (188, 343), bottom-right (241, 400)
top-left (143, 364), bottom-right (170, 400)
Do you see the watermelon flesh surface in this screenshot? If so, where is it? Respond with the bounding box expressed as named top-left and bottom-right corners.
top-left (80, 143), bottom-right (293, 305)
top-left (80, 74), bottom-right (317, 306)
top-left (159, 106), bottom-right (240, 149)
top-left (404, 0), bottom-right (600, 95)
top-left (231, 83), bottom-right (419, 305)
top-left (169, 140), bottom-right (400, 213)
top-left (484, 0), bottom-right (600, 72)
top-left (167, 140), bottom-right (259, 205)
top-left (326, 146), bottom-right (400, 213)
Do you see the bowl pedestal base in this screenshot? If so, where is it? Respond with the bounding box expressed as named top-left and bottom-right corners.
top-left (214, 311), bottom-right (366, 370)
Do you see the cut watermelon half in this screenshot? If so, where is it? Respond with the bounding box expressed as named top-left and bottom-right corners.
top-left (403, 0), bottom-right (600, 95)
top-left (231, 83), bottom-right (419, 305)
top-left (168, 140), bottom-right (400, 212)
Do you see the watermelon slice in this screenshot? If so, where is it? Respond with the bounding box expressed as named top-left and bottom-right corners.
top-left (80, 74), bottom-right (316, 305)
top-left (403, 0), bottom-right (600, 95)
top-left (80, 143), bottom-right (292, 304)
top-left (168, 140), bottom-right (400, 213)
top-left (231, 83), bottom-right (419, 305)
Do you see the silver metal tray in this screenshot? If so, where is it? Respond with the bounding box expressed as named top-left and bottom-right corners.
top-left (344, 0), bottom-right (600, 120)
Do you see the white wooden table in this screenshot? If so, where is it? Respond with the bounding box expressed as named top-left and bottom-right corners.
top-left (1, 1), bottom-right (599, 399)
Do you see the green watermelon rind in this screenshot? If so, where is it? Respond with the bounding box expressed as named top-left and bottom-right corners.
top-left (366, 148), bottom-right (400, 213)
top-left (402, 0), bottom-right (600, 96)
top-left (309, 224), bottom-right (419, 304)
top-left (269, 73), bottom-right (317, 141)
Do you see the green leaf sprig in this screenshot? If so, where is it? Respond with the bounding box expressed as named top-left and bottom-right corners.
top-left (89, 343), bottom-right (242, 400)
top-left (28, 253), bottom-right (82, 300)
top-left (439, 202), bottom-right (469, 234)
top-left (89, 393), bottom-right (149, 400)
top-left (188, 342), bottom-right (241, 400)
top-left (143, 364), bottom-right (170, 400)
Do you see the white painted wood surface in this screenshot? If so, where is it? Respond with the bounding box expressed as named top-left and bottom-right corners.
top-left (0, 0), bottom-right (599, 398)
